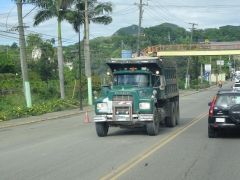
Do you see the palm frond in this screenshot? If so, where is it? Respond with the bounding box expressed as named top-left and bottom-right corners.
top-left (59, 0), bottom-right (75, 9)
top-left (91, 16), bottom-right (112, 25)
top-left (93, 2), bottom-right (113, 15)
top-left (33, 10), bottom-right (56, 26)
top-left (29, 0), bottom-right (55, 9)
top-left (65, 10), bottom-right (84, 32)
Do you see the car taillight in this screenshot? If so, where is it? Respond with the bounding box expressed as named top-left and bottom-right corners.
top-left (209, 95), bottom-right (217, 116)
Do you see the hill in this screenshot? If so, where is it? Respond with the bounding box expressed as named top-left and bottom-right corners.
top-left (112, 24), bottom-right (144, 36)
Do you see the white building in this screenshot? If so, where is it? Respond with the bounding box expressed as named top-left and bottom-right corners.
top-left (65, 62), bottom-right (73, 70)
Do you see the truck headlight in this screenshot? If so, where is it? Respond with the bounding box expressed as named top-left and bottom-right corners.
top-left (139, 102), bottom-right (150, 109)
top-left (97, 103), bottom-right (108, 110)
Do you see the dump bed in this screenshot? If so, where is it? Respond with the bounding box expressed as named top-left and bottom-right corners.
top-left (106, 57), bottom-right (177, 75)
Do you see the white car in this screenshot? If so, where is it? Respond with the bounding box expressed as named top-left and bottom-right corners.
top-left (235, 76), bottom-right (240, 83)
top-left (232, 83), bottom-right (240, 91)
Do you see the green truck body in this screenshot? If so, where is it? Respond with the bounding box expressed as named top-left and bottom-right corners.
top-left (93, 56), bottom-right (179, 136)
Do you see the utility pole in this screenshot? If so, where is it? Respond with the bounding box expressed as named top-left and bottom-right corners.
top-left (135, 0), bottom-right (147, 57)
top-left (84, 0), bottom-right (93, 105)
top-left (185, 22), bottom-right (198, 89)
top-left (78, 0), bottom-right (83, 110)
top-left (16, 0), bottom-right (32, 107)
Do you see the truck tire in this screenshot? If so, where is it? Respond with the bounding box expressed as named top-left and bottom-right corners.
top-left (146, 106), bottom-right (159, 136)
top-left (175, 101), bottom-right (180, 125)
top-left (95, 122), bottom-right (109, 137)
top-left (166, 102), bottom-right (176, 127)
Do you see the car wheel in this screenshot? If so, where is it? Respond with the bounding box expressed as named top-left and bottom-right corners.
top-left (208, 125), bottom-right (215, 138)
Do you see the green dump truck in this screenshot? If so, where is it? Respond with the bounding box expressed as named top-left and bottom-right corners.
top-left (93, 56), bottom-right (179, 136)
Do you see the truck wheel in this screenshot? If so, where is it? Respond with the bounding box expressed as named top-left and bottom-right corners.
top-left (166, 102), bottom-right (176, 127)
top-left (95, 122), bottom-right (109, 137)
top-left (175, 101), bottom-right (180, 125)
top-left (146, 106), bottom-right (159, 136)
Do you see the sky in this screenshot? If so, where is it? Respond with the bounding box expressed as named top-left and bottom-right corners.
top-left (0, 0), bottom-right (240, 46)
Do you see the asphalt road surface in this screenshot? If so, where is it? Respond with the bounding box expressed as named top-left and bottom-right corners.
top-left (1, 81), bottom-right (240, 180)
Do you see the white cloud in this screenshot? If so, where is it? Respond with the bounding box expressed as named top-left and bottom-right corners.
top-left (0, 0), bottom-right (240, 46)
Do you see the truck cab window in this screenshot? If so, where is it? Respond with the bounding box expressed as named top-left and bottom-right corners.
top-left (113, 74), bottom-right (149, 86)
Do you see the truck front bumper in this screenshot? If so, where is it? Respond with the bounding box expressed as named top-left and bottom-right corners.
top-left (93, 114), bottom-right (153, 122)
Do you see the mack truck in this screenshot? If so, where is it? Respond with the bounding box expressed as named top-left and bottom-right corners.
top-left (93, 56), bottom-right (179, 136)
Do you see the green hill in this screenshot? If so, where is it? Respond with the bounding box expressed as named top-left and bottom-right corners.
top-left (112, 24), bottom-right (144, 36)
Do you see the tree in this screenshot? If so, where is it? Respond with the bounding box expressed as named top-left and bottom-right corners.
top-left (26, 33), bottom-right (43, 48)
top-left (65, 0), bottom-right (113, 104)
top-left (0, 53), bottom-right (15, 73)
top-left (27, 35), bottom-right (58, 82)
top-left (65, 0), bottom-right (113, 73)
top-left (32, 0), bottom-right (75, 99)
top-left (65, 1), bottom-right (113, 34)
top-left (10, 42), bottom-right (18, 49)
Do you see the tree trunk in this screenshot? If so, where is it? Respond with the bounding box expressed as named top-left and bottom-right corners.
top-left (58, 21), bottom-right (65, 99)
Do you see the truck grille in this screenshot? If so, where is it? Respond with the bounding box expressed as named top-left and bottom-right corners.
top-left (113, 95), bottom-right (133, 101)
top-left (112, 95), bottom-right (134, 116)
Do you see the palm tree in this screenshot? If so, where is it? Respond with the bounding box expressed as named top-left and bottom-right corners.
top-left (32, 0), bottom-right (75, 99)
top-left (65, 0), bottom-right (113, 104)
top-left (66, 1), bottom-right (113, 34)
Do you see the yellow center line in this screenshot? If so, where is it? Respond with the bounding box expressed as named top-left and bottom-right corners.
top-left (101, 111), bottom-right (208, 180)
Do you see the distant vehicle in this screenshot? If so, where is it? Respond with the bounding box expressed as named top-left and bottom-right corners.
top-left (232, 83), bottom-right (240, 91)
top-left (235, 71), bottom-right (240, 76)
top-left (235, 76), bottom-right (240, 83)
top-left (208, 91), bottom-right (240, 138)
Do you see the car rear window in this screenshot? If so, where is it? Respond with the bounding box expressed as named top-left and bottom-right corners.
top-left (215, 94), bottom-right (240, 106)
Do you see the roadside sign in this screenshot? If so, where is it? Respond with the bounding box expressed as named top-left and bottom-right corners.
top-left (205, 64), bottom-right (211, 72)
top-left (205, 72), bottom-right (210, 76)
top-left (217, 60), bottom-right (224, 65)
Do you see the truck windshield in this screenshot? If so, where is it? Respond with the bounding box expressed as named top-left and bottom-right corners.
top-left (113, 74), bottom-right (149, 87)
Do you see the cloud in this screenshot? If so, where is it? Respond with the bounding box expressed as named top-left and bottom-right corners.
top-left (0, 0), bottom-right (240, 46)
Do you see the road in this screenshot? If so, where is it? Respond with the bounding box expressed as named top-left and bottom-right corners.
top-left (1, 81), bottom-right (240, 180)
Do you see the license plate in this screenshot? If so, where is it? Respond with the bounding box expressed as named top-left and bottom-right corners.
top-left (216, 118), bottom-right (225, 122)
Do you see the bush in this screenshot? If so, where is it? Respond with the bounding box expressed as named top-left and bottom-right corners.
top-left (190, 79), bottom-right (210, 89)
top-left (0, 99), bottom-right (79, 121)
top-left (178, 79), bottom-right (185, 89)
